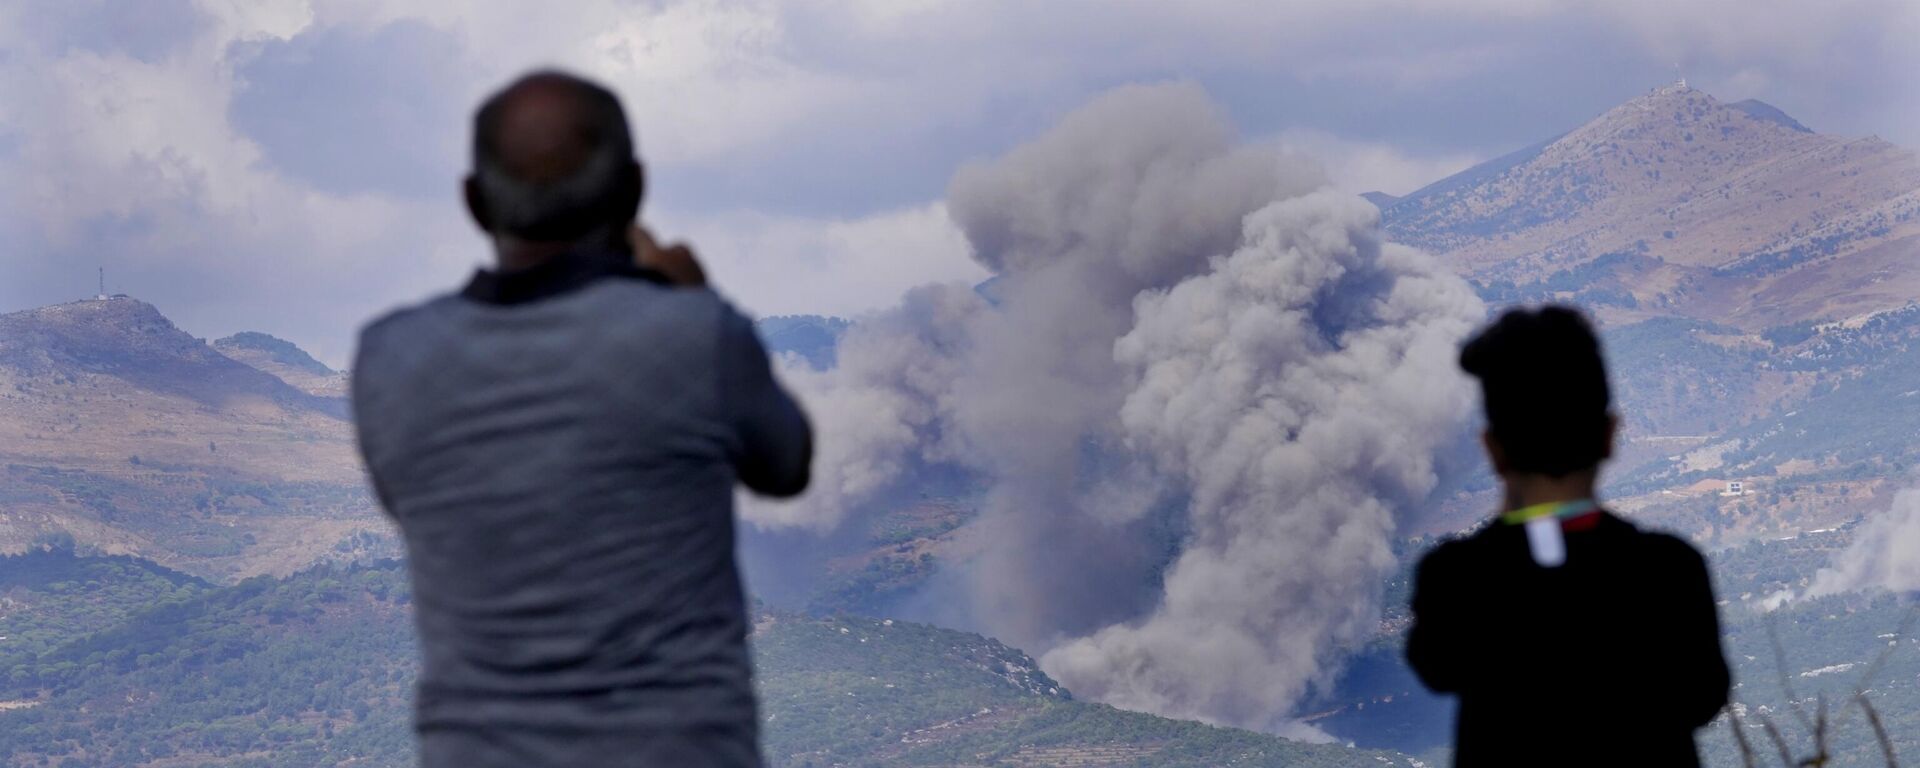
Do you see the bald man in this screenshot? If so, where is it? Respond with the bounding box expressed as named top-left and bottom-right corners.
top-left (351, 71), bottom-right (811, 768)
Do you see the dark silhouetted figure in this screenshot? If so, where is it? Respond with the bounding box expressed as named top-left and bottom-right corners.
top-left (352, 71), bottom-right (811, 768)
top-left (1406, 305), bottom-right (1729, 767)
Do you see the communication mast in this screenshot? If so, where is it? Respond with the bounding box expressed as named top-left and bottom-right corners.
top-left (96, 267), bottom-right (108, 301)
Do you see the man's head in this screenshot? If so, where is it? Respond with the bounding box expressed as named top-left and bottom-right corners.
top-left (466, 71), bottom-right (642, 249)
top-left (1460, 305), bottom-right (1616, 481)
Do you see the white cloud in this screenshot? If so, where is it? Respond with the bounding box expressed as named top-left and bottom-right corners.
top-left (0, 0), bottom-right (1914, 367)
top-left (1586, 0), bottom-right (1919, 64)
top-left (0, 6), bottom-right (478, 366)
top-left (195, 0), bottom-right (313, 43)
top-left (1271, 131), bottom-right (1482, 196)
top-left (655, 203), bottom-right (987, 320)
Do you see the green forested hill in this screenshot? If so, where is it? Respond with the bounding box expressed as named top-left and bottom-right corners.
top-left (756, 611), bottom-right (1414, 767)
top-left (0, 557), bottom-right (416, 767)
top-left (0, 553), bottom-right (1415, 768)
top-left (0, 545), bottom-right (211, 661)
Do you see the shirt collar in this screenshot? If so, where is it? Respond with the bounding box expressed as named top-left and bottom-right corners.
top-left (461, 247), bottom-right (667, 306)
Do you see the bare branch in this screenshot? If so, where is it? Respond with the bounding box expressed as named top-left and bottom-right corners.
top-left (1761, 713), bottom-right (1800, 767)
top-left (1808, 693), bottom-right (1828, 767)
top-left (1767, 614), bottom-right (1817, 735)
top-left (1835, 602), bottom-right (1920, 733)
top-left (1857, 694), bottom-right (1899, 768)
top-left (1727, 706), bottom-right (1760, 768)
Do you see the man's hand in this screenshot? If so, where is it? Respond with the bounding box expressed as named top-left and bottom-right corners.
top-left (630, 225), bottom-right (708, 287)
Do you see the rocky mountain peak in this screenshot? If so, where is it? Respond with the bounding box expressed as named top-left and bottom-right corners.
top-left (0, 297), bottom-right (338, 415)
top-left (1380, 84), bottom-right (1920, 328)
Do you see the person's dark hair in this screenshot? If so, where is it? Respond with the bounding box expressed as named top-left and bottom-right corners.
top-left (470, 70), bottom-right (639, 241)
top-left (1459, 304), bottom-right (1613, 477)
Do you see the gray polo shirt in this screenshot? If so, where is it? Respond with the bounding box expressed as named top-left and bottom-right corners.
top-left (352, 249), bottom-right (811, 767)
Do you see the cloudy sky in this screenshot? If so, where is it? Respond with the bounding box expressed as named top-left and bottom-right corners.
top-left (1, 0), bottom-right (1915, 365)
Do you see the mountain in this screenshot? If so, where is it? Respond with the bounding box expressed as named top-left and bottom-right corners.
top-left (0, 550), bottom-right (1416, 768)
top-left (213, 332), bottom-right (347, 398)
top-left (1727, 99), bottom-right (1812, 134)
top-left (0, 299), bottom-right (329, 414)
top-left (1359, 191), bottom-right (1400, 209)
top-left (1366, 85), bottom-right (1920, 539)
top-left (0, 298), bottom-right (382, 580)
top-left (1384, 84), bottom-right (1920, 329)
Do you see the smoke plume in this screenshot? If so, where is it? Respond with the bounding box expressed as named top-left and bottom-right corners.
top-left (1808, 486), bottom-right (1920, 597)
top-left (1041, 194), bottom-right (1481, 726)
top-left (743, 284), bottom-right (984, 530)
top-left (748, 82), bottom-right (1484, 731)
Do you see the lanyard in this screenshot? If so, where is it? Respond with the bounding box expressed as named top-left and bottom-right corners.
top-left (1500, 498), bottom-right (1598, 526)
top-left (1500, 498), bottom-right (1597, 568)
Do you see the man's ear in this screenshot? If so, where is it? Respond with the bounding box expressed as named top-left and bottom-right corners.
top-left (463, 175), bottom-right (492, 233)
top-left (1481, 429), bottom-right (1509, 476)
top-left (1601, 412), bottom-right (1619, 461)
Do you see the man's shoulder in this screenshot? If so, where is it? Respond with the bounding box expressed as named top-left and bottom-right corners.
top-left (581, 282), bottom-right (751, 347)
top-left (356, 294), bottom-right (464, 360)
top-left (609, 277), bottom-right (726, 306)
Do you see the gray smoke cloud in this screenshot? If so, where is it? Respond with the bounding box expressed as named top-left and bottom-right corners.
top-left (742, 283), bottom-right (984, 530)
top-left (747, 82), bottom-right (1484, 731)
top-left (1040, 193), bottom-right (1481, 728)
top-left (1807, 485), bottom-right (1920, 597)
top-left (944, 84), bottom-right (1327, 647)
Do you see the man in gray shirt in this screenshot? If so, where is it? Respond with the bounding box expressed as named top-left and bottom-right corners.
top-left (352, 71), bottom-right (811, 767)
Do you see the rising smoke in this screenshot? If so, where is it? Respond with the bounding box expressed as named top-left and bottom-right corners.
top-left (744, 83), bottom-right (1484, 732)
top-left (742, 283), bottom-right (984, 530)
top-left (1807, 485), bottom-right (1920, 597)
top-left (1041, 196), bottom-right (1482, 729)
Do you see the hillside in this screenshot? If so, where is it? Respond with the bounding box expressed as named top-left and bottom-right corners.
top-left (1354, 86), bottom-right (1920, 537)
top-left (0, 543), bottom-right (212, 659)
top-left (1385, 84), bottom-right (1920, 329)
top-left (0, 555), bottom-right (416, 766)
top-left (0, 298), bottom-right (380, 580)
top-left (7, 540), bottom-right (1909, 767)
top-left (213, 332), bottom-right (347, 398)
top-left (0, 552), bottom-right (1416, 768)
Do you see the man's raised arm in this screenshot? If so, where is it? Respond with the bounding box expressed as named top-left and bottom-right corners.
top-left (720, 309), bottom-right (813, 497)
